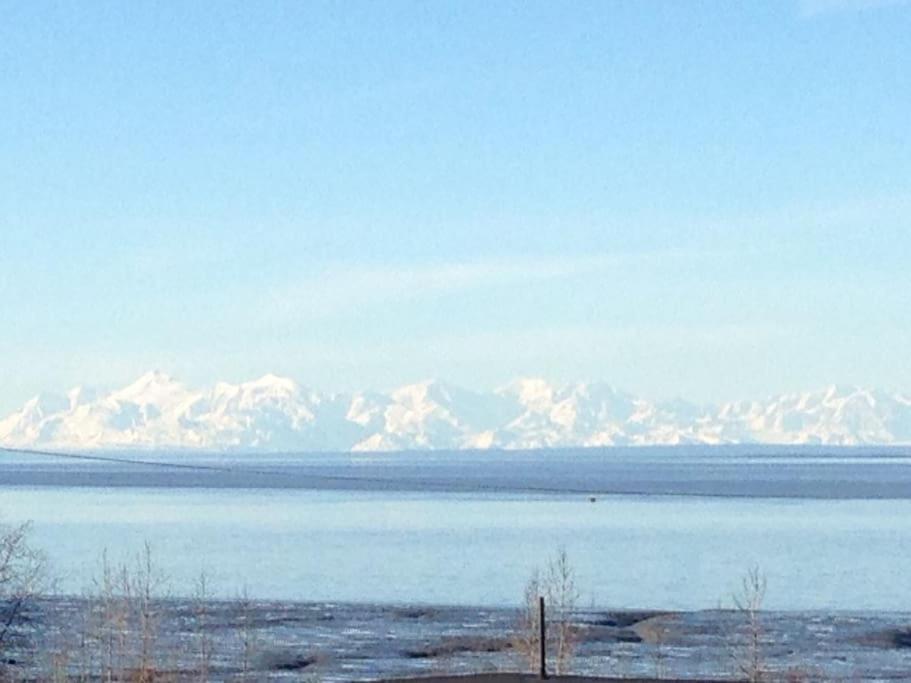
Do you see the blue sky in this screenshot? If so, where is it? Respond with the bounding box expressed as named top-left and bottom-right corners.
top-left (1, 0), bottom-right (909, 412)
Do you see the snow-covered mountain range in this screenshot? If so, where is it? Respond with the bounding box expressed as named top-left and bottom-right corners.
top-left (1, 372), bottom-right (910, 452)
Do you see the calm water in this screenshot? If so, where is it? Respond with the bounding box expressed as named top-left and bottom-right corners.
top-left (1, 448), bottom-right (910, 611)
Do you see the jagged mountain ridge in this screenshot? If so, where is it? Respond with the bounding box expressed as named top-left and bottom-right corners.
top-left (1, 371), bottom-right (910, 452)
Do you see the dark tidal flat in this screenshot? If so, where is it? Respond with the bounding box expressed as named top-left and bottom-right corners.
top-left (9, 598), bottom-right (911, 681)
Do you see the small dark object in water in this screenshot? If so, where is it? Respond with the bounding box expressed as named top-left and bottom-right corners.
top-left (589, 496), bottom-right (597, 503)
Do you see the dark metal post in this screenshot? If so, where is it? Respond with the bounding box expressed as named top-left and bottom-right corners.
top-left (539, 595), bottom-right (547, 679)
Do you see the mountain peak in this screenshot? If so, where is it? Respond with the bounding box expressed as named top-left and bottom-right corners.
top-left (140, 369), bottom-right (175, 382)
top-left (66, 385), bottom-right (98, 410)
top-left (245, 374), bottom-right (300, 392)
top-left (822, 384), bottom-right (861, 400)
top-left (389, 379), bottom-right (459, 405)
top-left (124, 370), bottom-right (178, 389)
top-left (22, 392), bottom-right (70, 416)
top-left (111, 371), bottom-right (192, 405)
top-left (1, 375), bottom-right (909, 452)
top-left (500, 378), bottom-right (555, 406)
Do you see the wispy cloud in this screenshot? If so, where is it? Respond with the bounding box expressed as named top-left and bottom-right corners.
top-left (262, 253), bottom-right (667, 321)
top-left (798, 0), bottom-right (909, 17)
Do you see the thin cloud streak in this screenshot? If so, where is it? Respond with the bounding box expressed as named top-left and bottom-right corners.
top-left (261, 252), bottom-right (702, 321)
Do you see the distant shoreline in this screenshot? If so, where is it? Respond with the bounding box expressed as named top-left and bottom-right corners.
top-left (3, 446), bottom-right (911, 498)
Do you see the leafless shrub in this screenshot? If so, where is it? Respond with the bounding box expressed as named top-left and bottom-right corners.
top-left (513, 548), bottom-right (580, 675)
top-left (87, 543), bottom-right (170, 682)
top-left (72, 603), bottom-right (94, 682)
top-left (133, 542), bottom-right (165, 681)
top-left (0, 519), bottom-right (46, 670)
top-left (236, 585), bottom-right (260, 680)
top-left (93, 549), bottom-right (128, 681)
top-left (546, 548), bottom-right (579, 673)
top-left (192, 571), bottom-right (214, 682)
top-left (514, 567), bottom-right (543, 672)
top-left (733, 566), bottom-right (767, 683)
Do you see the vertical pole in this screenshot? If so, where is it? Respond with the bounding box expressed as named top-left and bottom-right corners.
top-left (539, 595), bottom-right (547, 679)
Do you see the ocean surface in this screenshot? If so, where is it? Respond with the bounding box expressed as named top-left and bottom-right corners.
top-left (1, 446), bottom-right (910, 611)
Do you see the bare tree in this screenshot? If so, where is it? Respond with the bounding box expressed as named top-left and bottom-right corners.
top-left (0, 519), bottom-right (46, 668)
top-left (86, 544), bottom-right (169, 682)
top-left (734, 566), bottom-right (767, 683)
top-left (236, 585), bottom-right (259, 680)
top-left (545, 548), bottom-right (579, 674)
top-left (514, 568), bottom-right (543, 672)
top-left (91, 550), bottom-right (129, 681)
top-left (73, 599), bottom-right (94, 683)
top-left (193, 571), bottom-right (214, 682)
top-left (132, 542), bottom-right (165, 682)
top-left (514, 548), bottom-right (580, 675)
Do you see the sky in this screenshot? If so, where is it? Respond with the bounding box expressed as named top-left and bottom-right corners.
top-left (1, 0), bottom-right (909, 413)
